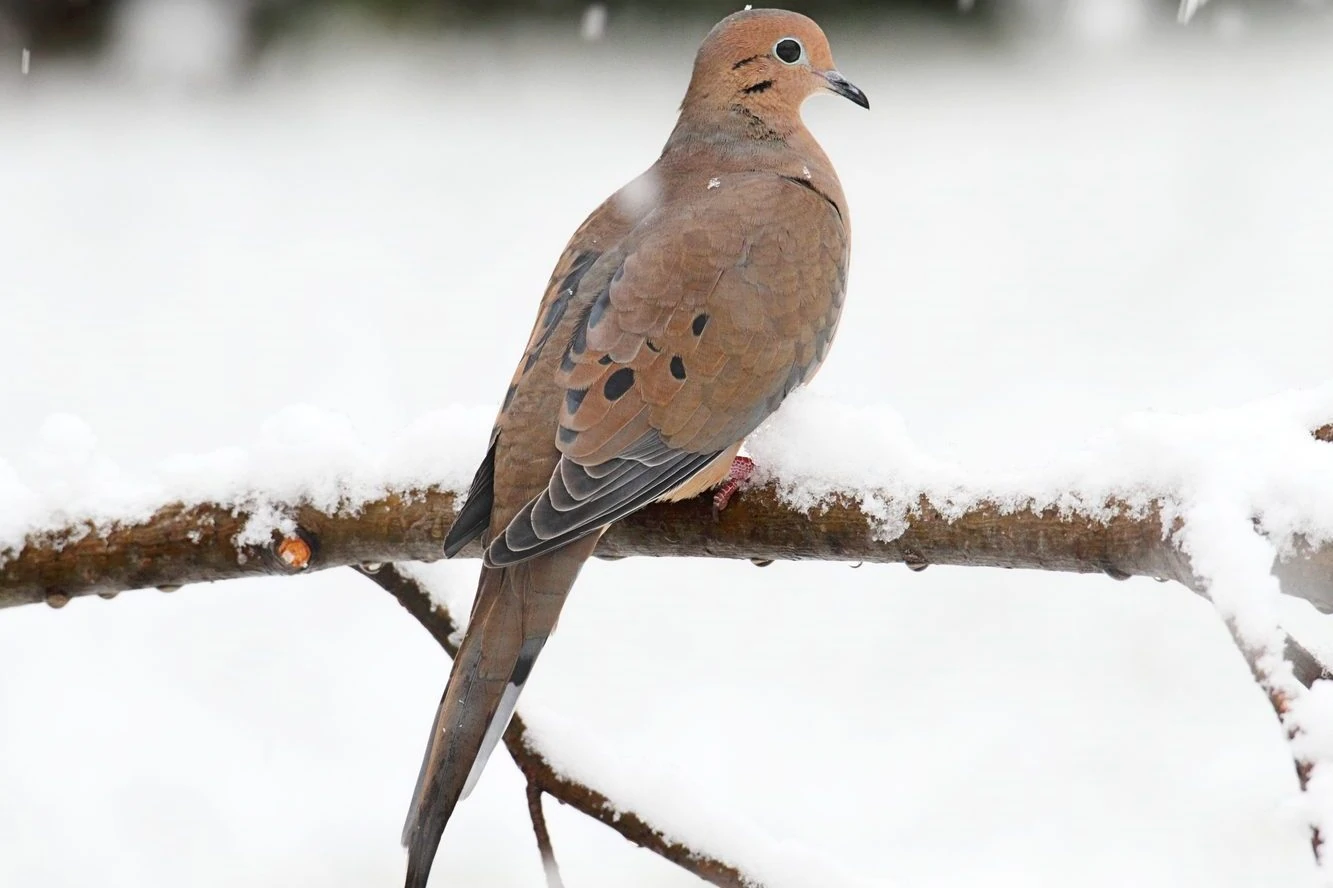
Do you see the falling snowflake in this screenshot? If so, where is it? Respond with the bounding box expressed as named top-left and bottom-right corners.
top-left (707, 177), bottom-right (721, 190)
top-left (1178, 0), bottom-right (1209, 22)
top-left (580, 4), bottom-right (607, 42)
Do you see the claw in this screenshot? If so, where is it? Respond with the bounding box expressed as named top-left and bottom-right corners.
top-left (712, 456), bottom-right (756, 515)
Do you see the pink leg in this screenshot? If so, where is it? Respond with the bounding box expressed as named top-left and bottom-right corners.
top-left (712, 456), bottom-right (755, 514)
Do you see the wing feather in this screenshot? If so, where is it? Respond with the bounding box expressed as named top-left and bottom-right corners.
top-left (490, 439), bottom-right (719, 566)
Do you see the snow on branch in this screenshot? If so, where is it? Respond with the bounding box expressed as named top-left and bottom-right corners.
top-left (5, 444), bottom-right (1331, 697)
top-left (4, 402), bottom-right (1333, 700)
top-left (4, 464), bottom-right (1333, 612)
top-left (2, 400), bottom-right (1333, 615)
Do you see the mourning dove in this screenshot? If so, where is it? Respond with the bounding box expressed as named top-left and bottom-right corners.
top-left (402, 9), bottom-right (866, 885)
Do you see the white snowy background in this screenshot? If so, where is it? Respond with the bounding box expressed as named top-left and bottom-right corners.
top-left (3, 1), bottom-right (1333, 886)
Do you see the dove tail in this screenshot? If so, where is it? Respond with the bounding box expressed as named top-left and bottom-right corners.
top-left (401, 537), bottom-right (598, 888)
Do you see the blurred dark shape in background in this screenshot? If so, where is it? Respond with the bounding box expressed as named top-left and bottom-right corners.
top-left (1, 0), bottom-right (116, 53)
top-left (0, 0), bottom-right (1327, 60)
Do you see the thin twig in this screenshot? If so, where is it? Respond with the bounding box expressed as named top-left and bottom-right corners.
top-left (359, 564), bottom-right (757, 888)
top-left (1223, 617), bottom-right (1324, 859)
top-left (525, 781), bottom-right (565, 888)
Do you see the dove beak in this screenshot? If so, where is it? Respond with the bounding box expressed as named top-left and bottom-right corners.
top-left (822, 71), bottom-right (869, 110)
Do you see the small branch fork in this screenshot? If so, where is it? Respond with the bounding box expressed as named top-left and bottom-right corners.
top-left (362, 556), bottom-right (1333, 885)
top-left (355, 564), bottom-right (755, 887)
top-left (1226, 619), bottom-right (1326, 859)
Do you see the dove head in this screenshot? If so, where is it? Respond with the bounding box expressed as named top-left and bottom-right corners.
top-left (676, 8), bottom-right (867, 141)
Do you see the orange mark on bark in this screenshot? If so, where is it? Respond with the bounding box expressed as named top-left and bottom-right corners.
top-left (277, 537), bottom-right (312, 570)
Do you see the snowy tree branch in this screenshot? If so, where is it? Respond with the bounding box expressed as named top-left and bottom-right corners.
top-left (5, 445), bottom-right (1333, 616)
top-left (6, 432), bottom-right (1332, 692)
top-left (358, 563), bottom-right (756, 888)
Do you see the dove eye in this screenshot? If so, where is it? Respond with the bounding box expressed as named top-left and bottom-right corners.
top-left (773, 37), bottom-right (804, 65)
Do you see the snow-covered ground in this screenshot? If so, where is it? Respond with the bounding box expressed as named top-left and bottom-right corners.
top-left (3, 7), bottom-right (1333, 887)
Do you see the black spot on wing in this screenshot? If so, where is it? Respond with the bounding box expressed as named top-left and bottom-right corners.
top-left (569, 318), bottom-right (588, 356)
top-left (587, 287), bottom-right (610, 329)
top-left (692, 313), bottom-right (709, 336)
top-left (557, 425), bottom-right (578, 446)
top-left (670, 356), bottom-right (686, 380)
top-left (598, 354), bottom-right (614, 365)
top-left (443, 432), bottom-right (498, 558)
top-left (541, 293), bottom-right (563, 327)
top-left (603, 368), bottom-right (634, 401)
top-left (509, 637), bottom-right (546, 686)
top-left (564, 388), bottom-right (587, 414)
top-left (560, 251), bottom-right (599, 297)
top-left (525, 250), bottom-right (599, 373)
top-left (561, 260), bottom-right (619, 371)
top-left (502, 384), bottom-right (517, 412)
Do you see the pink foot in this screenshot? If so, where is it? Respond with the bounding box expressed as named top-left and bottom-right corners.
top-left (712, 456), bottom-right (755, 514)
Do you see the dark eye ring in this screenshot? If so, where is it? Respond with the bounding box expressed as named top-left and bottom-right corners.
top-left (773, 37), bottom-right (804, 65)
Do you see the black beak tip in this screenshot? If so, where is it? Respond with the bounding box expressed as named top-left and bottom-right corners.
top-left (825, 73), bottom-right (869, 110)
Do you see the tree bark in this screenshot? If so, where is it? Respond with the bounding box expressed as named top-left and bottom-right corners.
top-left (6, 480), bottom-right (1333, 613)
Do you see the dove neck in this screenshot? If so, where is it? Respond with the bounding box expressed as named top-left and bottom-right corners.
top-left (668, 99), bottom-right (805, 147)
top-left (661, 114), bottom-right (837, 201)
top-left (663, 106), bottom-right (825, 166)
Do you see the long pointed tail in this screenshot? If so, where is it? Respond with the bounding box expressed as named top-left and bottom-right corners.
top-left (401, 538), bottom-right (596, 888)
